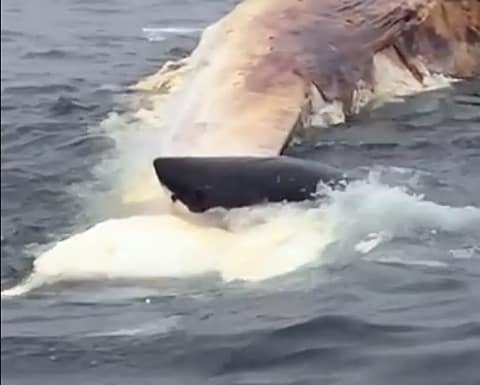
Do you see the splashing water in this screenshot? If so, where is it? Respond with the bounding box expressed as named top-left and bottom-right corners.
top-left (2, 173), bottom-right (479, 298)
top-left (2, 38), bottom-right (479, 298)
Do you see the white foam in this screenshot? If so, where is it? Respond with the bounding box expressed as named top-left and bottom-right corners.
top-left (449, 248), bottom-right (479, 260)
top-left (355, 232), bottom-right (391, 254)
top-left (142, 27), bottom-right (203, 42)
top-left (323, 174), bottom-right (480, 238)
top-left (364, 256), bottom-right (449, 269)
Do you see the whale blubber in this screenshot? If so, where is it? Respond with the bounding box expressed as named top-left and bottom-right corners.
top-left (139, 0), bottom-right (478, 157)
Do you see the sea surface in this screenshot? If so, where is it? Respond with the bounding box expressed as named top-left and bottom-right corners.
top-left (1, 1), bottom-right (480, 385)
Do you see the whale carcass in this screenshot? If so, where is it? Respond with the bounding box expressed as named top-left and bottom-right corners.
top-left (136, 0), bottom-right (479, 211)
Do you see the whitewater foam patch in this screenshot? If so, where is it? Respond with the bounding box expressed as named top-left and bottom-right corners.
top-left (142, 27), bottom-right (203, 42)
top-left (363, 256), bottom-right (449, 269)
top-left (325, 174), bottom-right (480, 238)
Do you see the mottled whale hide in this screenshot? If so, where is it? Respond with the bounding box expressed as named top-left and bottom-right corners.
top-left (136, 0), bottom-right (479, 210)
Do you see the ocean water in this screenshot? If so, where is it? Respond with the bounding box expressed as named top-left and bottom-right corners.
top-left (1, 1), bottom-right (480, 385)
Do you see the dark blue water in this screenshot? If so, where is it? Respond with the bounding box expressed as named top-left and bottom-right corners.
top-left (1, 1), bottom-right (480, 385)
